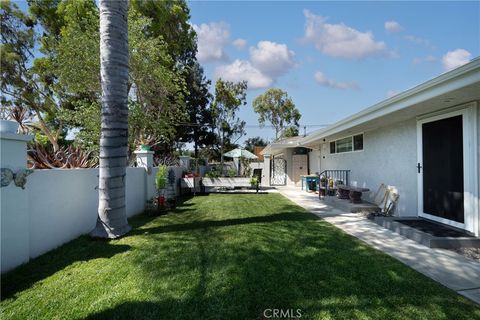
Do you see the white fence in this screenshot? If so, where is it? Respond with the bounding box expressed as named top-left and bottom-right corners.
top-left (0, 133), bottom-right (185, 273)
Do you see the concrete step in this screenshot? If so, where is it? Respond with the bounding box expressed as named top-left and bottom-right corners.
top-left (373, 217), bottom-right (480, 249)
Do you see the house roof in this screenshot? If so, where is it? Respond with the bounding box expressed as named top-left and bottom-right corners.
top-left (260, 136), bottom-right (304, 155)
top-left (261, 58), bottom-right (480, 154)
top-left (300, 57), bottom-right (480, 147)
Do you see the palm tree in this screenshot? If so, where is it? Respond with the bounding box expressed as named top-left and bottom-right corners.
top-left (90, 0), bottom-right (131, 238)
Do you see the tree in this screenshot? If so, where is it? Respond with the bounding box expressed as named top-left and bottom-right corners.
top-left (90, 0), bottom-right (131, 239)
top-left (175, 61), bottom-right (215, 158)
top-left (211, 79), bottom-right (247, 172)
top-left (252, 88), bottom-right (301, 140)
top-left (244, 136), bottom-right (268, 153)
top-left (1, 0), bottom-right (63, 151)
top-left (49, 1), bottom-right (190, 154)
top-left (280, 126), bottom-right (299, 138)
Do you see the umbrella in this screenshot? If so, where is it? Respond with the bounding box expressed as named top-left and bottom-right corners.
top-left (223, 148), bottom-right (258, 176)
top-left (223, 148), bottom-right (258, 159)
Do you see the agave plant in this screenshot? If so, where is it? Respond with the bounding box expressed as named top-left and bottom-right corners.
top-left (9, 106), bottom-right (33, 134)
top-left (154, 154), bottom-right (179, 167)
top-left (27, 143), bottom-right (98, 169)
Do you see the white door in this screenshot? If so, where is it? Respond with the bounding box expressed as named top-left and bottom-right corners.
top-left (416, 104), bottom-right (478, 234)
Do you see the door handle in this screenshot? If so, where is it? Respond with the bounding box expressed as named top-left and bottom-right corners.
top-left (417, 163), bottom-right (422, 173)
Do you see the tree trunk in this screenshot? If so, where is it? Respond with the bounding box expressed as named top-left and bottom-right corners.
top-left (90, 0), bottom-right (131, 239)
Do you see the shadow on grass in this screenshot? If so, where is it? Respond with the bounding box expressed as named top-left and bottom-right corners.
top-left (130, 211), bottom-right (316, 236)
top-left (1, 238), bottom-right (131, 301)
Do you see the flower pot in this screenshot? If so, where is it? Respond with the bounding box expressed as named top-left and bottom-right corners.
top-left (0, 120), bottom-right (19, 134)
top-left (140, 144), bottom-right (151, 151)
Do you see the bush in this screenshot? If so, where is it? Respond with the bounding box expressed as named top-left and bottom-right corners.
top-left (205, 169), bottom-right (221, 178)
top-left (227, 168), bottom-right (237, 177)
top-left (156, 165), bottom-right (168, 191)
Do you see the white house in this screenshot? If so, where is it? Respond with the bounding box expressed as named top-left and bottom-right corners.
top-left (262, 58), bottom-right (480, 237)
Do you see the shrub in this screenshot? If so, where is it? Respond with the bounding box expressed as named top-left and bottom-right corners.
top-left (156, 165), bottom-right (168, 191)
top-left (205, 169), bottom-right (221, 178)
top-left (227, 168), bottom-right (237, 177)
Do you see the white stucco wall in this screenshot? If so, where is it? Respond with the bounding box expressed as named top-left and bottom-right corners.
top-left (319, 118), bottom-right (418, 217)
top-left (308, 150), bottom-right (321, 175)
top-left (1, 160), bottom-right (185, 273)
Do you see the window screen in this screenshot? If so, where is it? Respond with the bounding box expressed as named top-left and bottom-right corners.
top-left (353, 134), bottom-right (363, 151)
top-left (330, 142), bottom-right (336, 154)
top-left (336, 137), bottom-right (353, 153)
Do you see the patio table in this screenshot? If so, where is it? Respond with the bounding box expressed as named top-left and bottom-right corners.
top-left (337, 184), bottom-right (370, 203)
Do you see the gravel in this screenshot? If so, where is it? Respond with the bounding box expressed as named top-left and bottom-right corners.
top-left (450, 247), bottom-right (480, 262)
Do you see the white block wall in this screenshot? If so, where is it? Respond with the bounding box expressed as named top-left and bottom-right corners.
top-left (1, 160), bottom-right (185, 273)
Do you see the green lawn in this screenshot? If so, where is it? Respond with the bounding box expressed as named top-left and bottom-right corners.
top-left (1, 194), bottom-right (479, 319)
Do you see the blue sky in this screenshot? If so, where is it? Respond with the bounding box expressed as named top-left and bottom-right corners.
top-left (188, 1), bottom-right (480, 143)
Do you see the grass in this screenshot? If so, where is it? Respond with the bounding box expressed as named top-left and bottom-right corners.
top-left (1, 193), bottom-right (479, 319)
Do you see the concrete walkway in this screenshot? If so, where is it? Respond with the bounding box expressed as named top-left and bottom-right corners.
top-left (276, 186), bottom-right (480, 304)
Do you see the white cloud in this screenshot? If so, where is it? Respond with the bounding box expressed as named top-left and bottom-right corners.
top-left (303, 9), bottom-right (386, 59)
top-left (385, 20), bottom-right (402, 33)
top-left (250, 41), bottom-right (295, 77)
top-left (404, 35), bottom-right (435, 49)
top-left (314, 71), bottom-right (359, 90)
top-left (193, 22), bottom-right (230, 63)
top-left (215, 40), bottom-right (296, 89)
top-left (442, 49), bottom-right (472, 71)
top-left (232, 38), bottom-right (247, 49)
top-left (412, 55), bottom-right (437, 65)
top-left (215, 60), bottom-right (273, 89)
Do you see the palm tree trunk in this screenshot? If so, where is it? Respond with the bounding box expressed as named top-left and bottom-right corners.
top-left (90, 0), bottom-right (131, 238)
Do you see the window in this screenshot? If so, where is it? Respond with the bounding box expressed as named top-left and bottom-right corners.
top-left (330, 133), bottom-right (364, 154)
top-left (336, 137), bottom-right (352, 153)
top-left (330, 142), bottom-right (336, 154)
top-left (353, 134), bottom-right (363, 151)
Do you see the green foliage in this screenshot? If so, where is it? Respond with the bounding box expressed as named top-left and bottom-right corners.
top-left (227, 168), bottom-right (237, 177)
top-left (281, 126), bottom-right (299, 138)
top-left (205, 169), bottom-right (221, 178)
top-left (58, 100), bottom-right (101, 152)
top-left (155, 165), bottom-right (168, 191)
top-left (211, 79), bottom-right (248, 166)
top-left (250, 176), bottom-right (259, 186)
top-left (244, 136), bottom-right (268, 153)
top-left (252, 88), bottom-right (301, 139)
top-left (0, 0), bottom-right (62, 150)
top-left (8, 0), bottom-right (200, 156)
top-left (175, 61), bottom-right (215, 157)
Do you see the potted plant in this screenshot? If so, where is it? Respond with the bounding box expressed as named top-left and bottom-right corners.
top-left (319, 176), bottom-right (327, 197)
top-left (155, 165), bottom-right (168, 213)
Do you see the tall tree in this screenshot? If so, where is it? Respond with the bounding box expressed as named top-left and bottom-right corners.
top-left (176, 61), bottom-right (215, 158)
top-left (90, 0), bottom-right (131, 239)
top-left (252, 88), bottom-right (301, 140)
top-left (211, 79), bottom-right (247, 172)
top-left (1, 0), bottom-right (64, 151)
top-left (280, 126), bottom-right (299, 138)
top-left (244, 136), bottom-right (268, 153)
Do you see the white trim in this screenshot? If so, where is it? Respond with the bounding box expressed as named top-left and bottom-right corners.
top-left (301, 58), bottom-right (480, 146)
top-left (329, 132), bottom-right (364, 154)
top-left (416, 102), bottom-right (478, 234)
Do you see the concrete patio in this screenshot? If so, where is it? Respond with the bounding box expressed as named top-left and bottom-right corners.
top-left (276, 186), bottom-right (480, 304)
